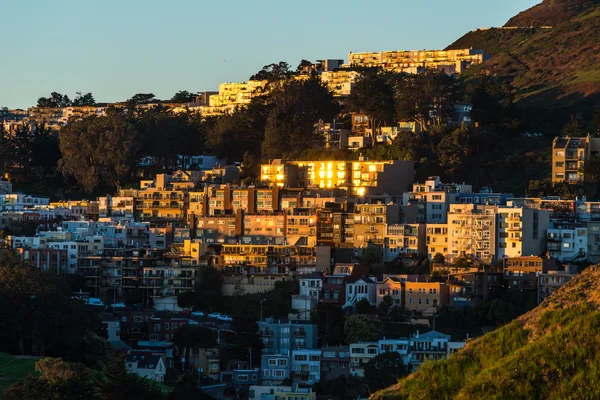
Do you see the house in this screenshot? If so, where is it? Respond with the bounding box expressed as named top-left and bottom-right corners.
top-left (249, 384), bottom-right (316, 400)
top-left (349, 342), bottom-right (379, 377)
top-left (320, 346), bottom-right (350, 381)
top-left (125, 351), bottom-right (166, 382)
top-left (408, 330), bottom-right (465, 370)
top-left (343, 276), bottom-right (377, 308)
top-left (404, 281), bottom-right (448, 315)
top-left (261, 354), bottom-right (291, 386)
top-left (376, 276), bottom-right (402, 308)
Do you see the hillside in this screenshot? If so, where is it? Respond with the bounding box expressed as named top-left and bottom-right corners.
top-left (506, 0), bottom-right (600, 27)
top-left (371, 265), bottom-right (600, 399)
top-left (446, 0), bottom-right (600, 130)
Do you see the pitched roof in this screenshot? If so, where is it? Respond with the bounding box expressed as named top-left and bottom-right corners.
top-left (126, 352), bottom-right (163, 369)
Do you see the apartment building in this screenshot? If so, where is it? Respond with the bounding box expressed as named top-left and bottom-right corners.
top-left (404, 281), bottom-right (448, 314)
top-left (320, 346), bottom-right (350, 381)
top-left (320, 70), bottom-right (359, 97)
top-left (552, 135), bottom-right (600, 184)
top-left (258, 320), bottom-right (318, 355)
top-left (383, 224), bottom-right (426, 262)
top-left (349, 342), bottom-right (379, 377)
top-left (352, 204), bottom-right (400, 249)
top-left (408, 330), bottom-right (464, 370)
top-left (200, 80), bottom-right (268, 116)
top-left (547, 223), bottom-right (588, 261)
top-left (99, 196), bottom-right (135, 218)
top-left (503, 256), bottom-right (559, 291)
top-left (403, 177), bottom-right (471, 223)
top-left (346, 48), bottom-right (488, 73)
top-left (496, 207), bottom-right (549, 259)
top-left (538, 269), bottom-right (577, 304)
top-left (261, 159), bottom-right (415, 196)
top-left (291, 349), bottom-right (321, 383)
top-left (426, 224), bottom-right (448, 260)
top-left (447, 271), bottom-right (490, 308)
top-left (447, 204), bottom-right (497, 263)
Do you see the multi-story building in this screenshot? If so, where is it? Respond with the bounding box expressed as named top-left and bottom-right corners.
top-left (320, 70), bottom-right (359, 97)
top-left (447, 271), bottom-right (490, 308)
top-left (408, 330), bottom-right (465, 370)
top-left (383, 224), bottom-right (425, 262)
top-left (552, 135), bottom-right (600, 184)
top-left (447, 204), bottom-right (497, 263)
top-left (291, 349), bottom-right (321, 383)
top-left (503, 256), bottom-right (558, 291)
top-left (261, 159), bottom-right (415, 196)
top-left (346, 48), bottom-right (488, 74)
top-left (199, 80), bottom-right (268, 116)
top-left (261, 354), bottom-right (291, 386)
top-left (496, 207), bottom-right (549, 259)
top-left (353, 204), bottom-right (400, 249)
top-left (547, 223), bottom-right (588, 261)
top-left (344, 276), bottom-right (377, 308)
top-left (426, 223), bottom-right (449, 260)
top-left (320, 346), bottom-right (350, 381)
top-left (376, 276), bottom-right (403, 308)
top-left (258, 320), bottom-right (318, 355)
top-left (349, 342), bottom-right (379, 377)
top-left (404, 281), bottom-right (448, 315)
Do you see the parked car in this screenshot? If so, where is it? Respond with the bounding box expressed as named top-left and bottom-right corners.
top-left (179, 310), bottom-right (191, 316)
top-left (219, 315), bottom-right (233, 321)
top-left (130, 303), bottom-right (143, 310)
top-left (110, 302), bottom-right (125, 308)
top-left (207, 313), bottom-right (221, 319)
top-left (191, 311), bottom-right (205, 317)
top-left (87, 298), bottom-right (104, 307)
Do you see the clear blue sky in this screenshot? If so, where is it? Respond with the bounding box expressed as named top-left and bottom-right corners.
top-left (0, 0), bottom-right (539, 109)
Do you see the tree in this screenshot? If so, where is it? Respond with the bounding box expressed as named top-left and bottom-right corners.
top-left (296, 59), bottom-right (313, 72)
top-left (37, 92), bottom-right (72, 108)
top-left (593, 108), bottom-right (600, 135)
top-left (561, 114), bottom-right (585, 137)
top-left (228, 307), bottom-right (263, 367)
top-left (378, 295), bottom-right (394, 315)
top-left (344, 314), bottom-right (378, 344)
top-left (72, 92), bottom-right (96, 106)
top-left (169, 374), bottom-right (214, 400)
top-left (0, 250), bottom-right (104, 357)
top-left (4, 358), bottom-right (95, 400)
top-left (127, 93), bottom-right (157, 105)
top-left (58, 111), bottom-right (141, 192)
top-left (96, 355), bottom-right (164, 400)
top-left (356, 298), bottom-right (375, 315)
top-left (363, 351), bottom-right (406, 392)
top-left (262, 76), bottom-right (339, 159)
top-left (348, 68), bottom-right (396, 133)
top-left (170, 90), bottom-right (196, 103)
top-left (177, 267), bottom-right (223, 311)
top-left (250, 61), bottom-right (293, 82)
top-left (433, 253), bottom-right (446, 264)
top-left (437, 124), bottom-right (479, 181)
top-left (173, 325), bottom-right (217, 349)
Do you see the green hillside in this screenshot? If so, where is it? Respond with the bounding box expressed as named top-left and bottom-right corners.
top-left (446, 0), bottom-right (600, 129)
top-left (371, 265), bottom-right (600, 399)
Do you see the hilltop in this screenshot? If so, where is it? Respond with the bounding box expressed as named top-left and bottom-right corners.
top-left (447, 0), bottom-right (600, 129)
top-left (371, 265), bottom-right (600, 399)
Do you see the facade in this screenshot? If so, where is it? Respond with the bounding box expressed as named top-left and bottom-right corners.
top-left (404, 281), bottom-right (448, 314)
top-left (552, 135), bottom-right (600, 184)
top-left (258, 320), bottom-right (318, 355)
top-left (447, 204), bottom-right (497, 264)
top-left (291, 349), bottom-right (321, 383)
top-left (320, 346), bottom-right (350, 381)
top-left (496, 207), bottom-right (549, 259)
top-left (125, 352), bottom-right (166, 382)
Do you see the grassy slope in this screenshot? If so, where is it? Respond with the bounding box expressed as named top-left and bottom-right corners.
top-left (446, 2), bottom-right (600, 129)
top-left (371, 265), bottom-right (600, 400)
top-left (0, 353), bottom-right (38, 399)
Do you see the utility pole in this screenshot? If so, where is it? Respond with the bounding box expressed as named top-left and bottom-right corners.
top-left (249, 347), bottom-right (253, 369)
top-left (260, 298), bottom-right (267, 321)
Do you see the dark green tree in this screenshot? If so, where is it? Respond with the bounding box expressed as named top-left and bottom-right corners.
top-left (37, 92), bottom-right (72, 108)
top-left (58, 111), bottom-right (141, 192)
top-left (363, 351), bottom-right (406, 392)
top-left (72, 92), bottom-right (96, 106)
top-left (262, 77), bottom-right (339, 159)
top-left (344, 314), bottom-right (379, 344)
top-left (561, 114), bottom-right (585, 137)
top-left (348, 68), bottom-right (396, 133)
top-left (177, 267), bottom-right (223, 311)
top-left (250, 61), bottom-right (293, 82)
top-left (96, 355), bottom-right (164, 400)
top-left (127, 93), bottom-right (157, 105)
top-left (169, 374), bottom-right (214, 400)
top-left (170, 90), bottom-right (196, 103)
top-left (173, 325), bottom-right (217, 349)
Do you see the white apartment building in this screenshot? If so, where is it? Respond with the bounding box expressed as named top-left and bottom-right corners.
top-left (447, 204), bottom-right (497, 263)
top-left (349, 342), bottom-right (379, 377)
top-left (547, 224), bottom-right (588, 261)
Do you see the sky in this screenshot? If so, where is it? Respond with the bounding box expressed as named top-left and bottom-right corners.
top-left (0, 0), bottom-right (540, 109)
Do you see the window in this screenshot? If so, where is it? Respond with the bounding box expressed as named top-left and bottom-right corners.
top-left (263, 369), bottom-right (271, 376)
top-left (237, 374), bottom-right (248, 382)
top-left (134, 316), bottom-right (143, 323)
top-left (269, 359), bottom-right (277, 366)
top-left (277, 358), bottom-right (287, 366)
top-left (272, 369), bottom-right (285, 377)
top-left (150, 334), bottom-right (159, 341)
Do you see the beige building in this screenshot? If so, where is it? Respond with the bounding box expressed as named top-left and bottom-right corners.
top-left (352, 204), bottom-right (400, 248)
top-left (447, 204), bottom-right (497, 264)
top-left (199, 80), bottom-right (268, 116)
top-left (426, 224), bottom-right (449, 260)
top-left (552, 135), bottom-right (600, 184)
top-left (320, 70), bottom-right (360, 96)
top-left (404, 281), bottom-right (448, 315)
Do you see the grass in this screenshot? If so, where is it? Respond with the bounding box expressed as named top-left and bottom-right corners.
top-left (371, 267), bottom-right (600, 399)
top-left (0, 353), bottom-right (38, 399)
